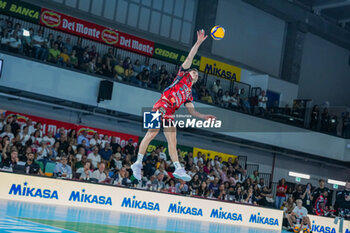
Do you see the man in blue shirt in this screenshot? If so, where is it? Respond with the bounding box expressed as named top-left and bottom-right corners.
top-left (54, 156), bottom-right (72, 178)
top-left (99, 142), bottom-right (113, 162)
top-left (77, 130), bottom-right (90, 146)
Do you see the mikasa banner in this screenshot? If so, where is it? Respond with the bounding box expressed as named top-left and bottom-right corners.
top-left (0, 172), bottom-right (283, 231)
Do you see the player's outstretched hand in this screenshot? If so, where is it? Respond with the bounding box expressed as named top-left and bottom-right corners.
top-left (197, 29), bottom-right (208, 44)
top-left (203, 114), bottom-right (216, 120)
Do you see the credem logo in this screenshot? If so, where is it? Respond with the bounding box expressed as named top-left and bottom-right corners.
top-left (9, 182), bottom-right (58, 199)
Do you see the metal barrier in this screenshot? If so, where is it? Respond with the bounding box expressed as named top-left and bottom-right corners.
top-left (259, 172), bottom-right (271, 187)
top-left (238, 156), bottom-right (247, 170)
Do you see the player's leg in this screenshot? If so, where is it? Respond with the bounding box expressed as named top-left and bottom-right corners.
top-left (131, 128), bottom-right (160, 180)
top-left (163, 125), bottom-right (191, 181)
top-left (287, 214), bottom-right (295, 228)
top-left (303, 216), bottom-right (311, 230)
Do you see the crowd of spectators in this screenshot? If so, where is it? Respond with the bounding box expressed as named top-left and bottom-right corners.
top-left (0, 113), bottom-right (349, 221)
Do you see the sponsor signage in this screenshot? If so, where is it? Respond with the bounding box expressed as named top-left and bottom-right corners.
top-left (199, 56), bottom-right (241, 81)
top-left (5, 111), bottom-right (138, 148)
top-left (193, 147), bottom-right (237, 162)
top-left (39, 8), bottom-right (154, 56)
top-left (0, 0), bottom-right (41, 23)
top-left (153, 43), bottom-right (200, 69)
top-left (0, 172), bottom-right (283, 231)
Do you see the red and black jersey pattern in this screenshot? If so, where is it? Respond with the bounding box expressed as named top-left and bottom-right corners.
top-left (162, 66), bottom-right (193, 110)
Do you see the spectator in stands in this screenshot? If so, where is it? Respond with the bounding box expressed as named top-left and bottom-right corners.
top-left (58, 47), bottom-right (70, 66)
top-left (133, 59), bottom-right (142, 75)
top-left (302, 183), bottom-right (314, 213)
top-left (19, 126), bottom-right (31, 146)
top-left (75, 153), bottom-right (87, 169)
top-left (46, 33), bottom-right (54, 50)
top-left (114, 60), bottom-right (124, 81)
top-left (103, 48), bottom-right (117, 66)
top-left (124, 139), bottom-right (135, 155)
top-left (48, 42), bottom-right (60, 63)
top-left (88, 56), bottom-right (97, 73)
top-left (32, 29), bottom-right (47, 61)
top-left (320, 108), bottom-right (330, 132)
top-left (0, 148), bottom-right (18, 169)
top-left (335, 180), bottom-right (350, 220)
top-left (79, 50), bottom-right (90, 72)
top-left (73, 37), bottom-right (84, 58)
top-left (77, 160), bottom-right (92, 180)
top-left (312, 179), bottom-right (331, 204)
top-left (8, 30), bottom-right (21, 53)
top-left (69, 49), bottom-right (78, 68)
top-left (215, 89), bottom-right (223, 106)
top-left (89, 133), bottom-right (101, 147)
top-left (258, 90), bottom-right (268, 115)
top-left (77, 130), bottom-right (89, 146)
top-left (54, 156), bottom-right (72, 178)
top-left (175, 179), bottom-right (189, 194)
top-left (221, 91), bottom-right (231, 108)
top-left (275, 178), bottom-right (288, 209)
top-left (189, 174), bottom-right (201, 195)
top-left (91, 162), bottom-right (106, 183)
top-left (211, 80), bottom-right (222, 96)
top-left (149, 64), bottom-right (159, 89)
top-left (24, 152), bottom-right (43, 175)
top-left (315, 190), bottom-right (330, 216)
top-left (36, 141), bottom-right (51, 160)
top-left (309, 105), bottom-right (320, 130)
top-left (99, 143), bottom-right (113, 162)
top-left (249, 170), bottom-right (259, 184)
top-left (342, 112), bottom-right (350, 138)
top-left (87, 146), bottom-right (101, 169)
top-left (293, 184), bottom-right (304, 201)
top-left (0, 124), bottom-right (14, 141)
top-left (141, 60), bottom-right (150, 71)
top-left (55, 35), bottom-right (64, 51)
top-left (1, 28), bottom-right (10, 51)
top-left (138, 69), bottom-right (151, 87)
top-left (88, 45), bottom-right (98, 60)
top-left (240, 88), bottom-right (251, 113)
top-left (124, 63), bottom-right (134, 82)
top-left (244, 186), bottom-right (257, 205)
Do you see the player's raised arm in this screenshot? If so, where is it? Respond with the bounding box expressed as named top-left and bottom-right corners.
top-left (182, 29), bottom-right (207, 69)
top-left (185, 102), bottom-right (216, 120)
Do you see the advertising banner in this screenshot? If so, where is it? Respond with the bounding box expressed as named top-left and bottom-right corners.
top-left (153, 43), bottom-right (200, 69)
top-left (5, 111), bottom-right (138, 148)
top-left (193, 147), bottom-right (237, 162)
top-left (39, 8), bottom-right (154, 56)
top-left (0, 172), bottom-right (284, 231)
top-left (0, 0), bottom-right (41, 23)
top-left (199, 56), bottom-right (241, 81)
top-left (138, 137), bottom-right (193, 158)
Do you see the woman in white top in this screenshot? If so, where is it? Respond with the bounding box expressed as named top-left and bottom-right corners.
top-left (8, 30), bottom-right (21, 53)
top-left (19, 126), bottom-right (31, 146)
top-left (89, 133), bottom-right (101, 147)
top-left (100, 135), bottom-right (110, 148)
top-left (31, 129), bottom-right (42, 147)
top-left (0, 124), bottom-right (14, 142)
top-left (42, 131), bottom-right (55, 147)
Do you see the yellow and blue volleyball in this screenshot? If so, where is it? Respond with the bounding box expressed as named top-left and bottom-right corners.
top-left (303, 227), bottom-right (310, 233)
top-left (293, 226), bottom-right (300, 233)
top-left (211, 25), bottom-right (225, 40)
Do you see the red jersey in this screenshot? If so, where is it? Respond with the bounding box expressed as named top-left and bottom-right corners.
top-left (161, 66), bottom-right (193, 110)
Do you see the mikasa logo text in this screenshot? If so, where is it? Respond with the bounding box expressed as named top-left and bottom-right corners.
top-left (163, 118), bottom-right (222, 128)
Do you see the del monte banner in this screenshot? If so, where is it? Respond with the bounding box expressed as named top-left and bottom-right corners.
top-left (40, 8), bottom-right (154, 56)
top-left (0, 0), bottom-right (41, 23)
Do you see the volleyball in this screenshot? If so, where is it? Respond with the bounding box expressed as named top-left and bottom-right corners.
top-left (293, 226), bottom-right (300, 233)
top-left (303, 227), bottom-right (310, 233)
top-left (211, 25), bottom-right (225, 40)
